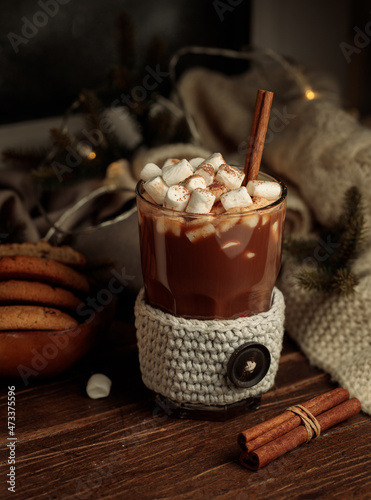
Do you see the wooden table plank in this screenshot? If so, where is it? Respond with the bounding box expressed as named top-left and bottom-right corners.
top-left (1, 331), bottom-right (370, 500)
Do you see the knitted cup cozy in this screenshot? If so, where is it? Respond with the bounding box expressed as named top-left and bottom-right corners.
top-left (134, 287), bottom-right (285, 406)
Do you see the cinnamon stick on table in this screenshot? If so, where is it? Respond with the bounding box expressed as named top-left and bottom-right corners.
top-left (242, 89), bottom-right (274, 185)
top-left (240, 397), bottom-right (361, 471)
top-left (238, 388), bottom-right (349, 453)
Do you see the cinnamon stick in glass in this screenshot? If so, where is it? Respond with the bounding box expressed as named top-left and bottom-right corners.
top-left (242, 89), bottom-right (274, 185)
top-left (240, 397), bottom-right (361, 471)
top-left (238, 388), bottom-right (349, 453)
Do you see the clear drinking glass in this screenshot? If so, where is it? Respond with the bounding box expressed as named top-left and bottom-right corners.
top-left (136, 172), bottom-right (287, 320)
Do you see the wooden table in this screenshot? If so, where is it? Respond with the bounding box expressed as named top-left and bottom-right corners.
top-left (1, 324), bottom-right (370, 500)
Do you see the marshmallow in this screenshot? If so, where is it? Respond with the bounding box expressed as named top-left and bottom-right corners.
top-left (262, 215), bottom-right (270, 225)
top-left (156, 216), bottom-right (183, 236)
top-left (216, 216), bottom-right (240, 234)
top-left (221, 241), bottom-right (241, 250)
top-left (210, 201), bottom-right (226, 214)
top-left (189, 157), bottom-right (205, 170)
top-left (220, 187), bottom-right (253, 211)
top-left (86, 373), bottom-right (112, 399)
top-left (245, 252), bottom-right (256, 259)
top-left (271, 220), bottom-right (280, 242)
top-left (221, 239), bottom-right (244, 258)
top-left (143, 175), bottom-right (169, 205)
top-left (215, 164), bottom-right (245, 190)
top-left (185, 223), bottom-right (216, 243)
top-left (196, 164), bottom-right (215, 186)
top-left (247, 180), bottom-right (281, 201)
top-left (163, 185), bottom-right (190, 211)
top-left (162, 158), bottom-right (180, 168)
top-left (140, 162), bottom-right (162, 181)
top-left (186, 188), bottom-right (216, 214)
top-left (250, 196), bottom-right (271, 210)
top-left (241, 213), bottom-right (260, 228)
top-left (207, 181), bottom-right (228, 201)
top-left (181, 174), bottom-right (207, 192)
top-left (201, 153), bottom-right (225, 172)
top-left (162, 159), bottom-right (193, 186)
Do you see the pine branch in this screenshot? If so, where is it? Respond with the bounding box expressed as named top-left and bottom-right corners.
top-left (296, 267), bottom-right (358, 295)
top-left (332, 267), bottom-right (359, 295)
top-left (288, 186), bottom-right (366, 296)
top-left (328, 187), bottom-right (366, 269)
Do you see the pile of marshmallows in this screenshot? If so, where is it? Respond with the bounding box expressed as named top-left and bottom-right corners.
top-left (140, 153), bottom-right (281, 214)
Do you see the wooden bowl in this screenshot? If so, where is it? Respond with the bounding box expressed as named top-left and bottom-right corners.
top-left (0, 314), bottom-right (105, 379)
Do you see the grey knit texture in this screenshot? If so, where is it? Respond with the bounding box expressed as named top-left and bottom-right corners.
top-left (134, 288), bottom-right (285, 406)
top-left (279, 254), bottom-right (371, 415)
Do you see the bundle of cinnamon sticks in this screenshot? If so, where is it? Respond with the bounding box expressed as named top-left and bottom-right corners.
top-left (238, 388), bottom-right (361, 470)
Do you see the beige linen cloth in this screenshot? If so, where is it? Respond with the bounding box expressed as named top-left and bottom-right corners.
top-left (166, 65), bottom-right (371, 415)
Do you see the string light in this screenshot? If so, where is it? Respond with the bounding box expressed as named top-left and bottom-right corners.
top-left (305, 89), bottom-right (316, 100)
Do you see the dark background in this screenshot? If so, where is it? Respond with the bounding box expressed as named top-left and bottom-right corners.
top-left (1, 0), bottom-right (371, 125)
top-left (0, 0), bottom-right (252, 124)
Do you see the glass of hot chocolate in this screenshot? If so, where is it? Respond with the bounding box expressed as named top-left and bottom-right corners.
top-left (136, 159), bottom-right (287, 320)
top-left (134, 152), bottom-right (287, 419)
top-left (135, 90), bottom-right (286, 419)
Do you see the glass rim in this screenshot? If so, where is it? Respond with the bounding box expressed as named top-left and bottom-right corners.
top-left (135, 171), bottom-right (287, 217)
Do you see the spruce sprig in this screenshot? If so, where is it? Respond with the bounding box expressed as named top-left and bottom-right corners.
top-left (285, 186), bottom-right (366, 295)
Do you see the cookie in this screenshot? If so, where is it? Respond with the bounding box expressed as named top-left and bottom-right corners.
top-left (0, 305), bottom-right (78, 331)
top-left (0, 241), bottom-right (86, 268)
top-left (0, 256), bottom-right (90, 294)
top-left (0, 280), bottom-right (82, 310)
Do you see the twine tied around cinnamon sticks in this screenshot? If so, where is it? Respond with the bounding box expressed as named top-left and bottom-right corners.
top-left (286, 404), bottom-right (321, 442)
top-left (238, 388), bottom-right (361, 470)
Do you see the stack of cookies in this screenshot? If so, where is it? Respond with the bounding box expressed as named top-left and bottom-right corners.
top-left (0, 242), bottom-right (89, 332)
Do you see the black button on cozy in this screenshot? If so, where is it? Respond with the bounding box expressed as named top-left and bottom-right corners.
top-left (227, 342), bottom-right (271, 388)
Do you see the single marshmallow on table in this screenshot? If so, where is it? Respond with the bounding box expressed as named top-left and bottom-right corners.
top-left (140, 162), bottom-right (162, 181)
top-left (164, 185), bottom-right (190, 211)
top-left (200, 152), bottom-right (225, 172)
top-left (144, 175), bottom-right (169, 205)
top-left (220, 186), bottom-right (253, 211)
top-left (189, 157), bottom-right (205, 170)
top-left (86, 373), bottom-right (112, 399)
top-left (162, 159), bottom-right (194, 186)
top-left (215, 164), bottom-right (245, 190)
top-left (196, 164), bottom-right (215, 186)
top-left (247, 180), bottom-right (281, 201)
top-left (181, 174), bottom-right (207, 192)
top-left (186, 188), bottom-right (216, 214)
top-left (162, 158), bottom-right (180, 168)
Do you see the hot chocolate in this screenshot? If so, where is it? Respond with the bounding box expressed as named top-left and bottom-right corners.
top-left (136, 157), bottom-right (286, 319)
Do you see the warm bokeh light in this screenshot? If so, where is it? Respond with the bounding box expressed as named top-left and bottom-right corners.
top-left (305, 89), bottom-right (316, 100)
